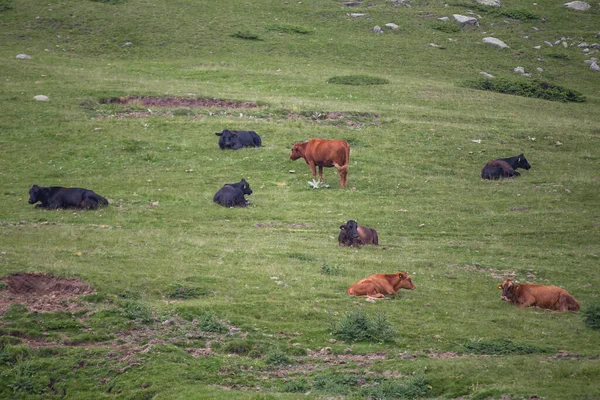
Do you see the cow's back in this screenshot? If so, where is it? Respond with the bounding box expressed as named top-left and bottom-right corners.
top-left (520, 284), bottom-right (576, 311)
top-left (306, 139), bottom-right (349, 166)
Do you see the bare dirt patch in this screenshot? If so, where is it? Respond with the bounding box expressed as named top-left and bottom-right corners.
top-left (0, 272), bottom-right (94, 315)
top-left (101, 96), bottom-right (258, 109)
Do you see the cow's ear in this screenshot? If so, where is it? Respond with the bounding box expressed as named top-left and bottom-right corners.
top-left (340, 225), bottom-right (345, 230)
top-left (516, 285), bottom-right (520, 291)
top-left (497, 284), bottom-right (502, 289)
top-left (215, 132), bottom-right (222, 136)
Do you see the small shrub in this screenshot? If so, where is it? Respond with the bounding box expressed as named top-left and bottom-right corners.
top-left (360, 375), bottom-right (431, 399)
top-left (0, 0), bottom-right (13, 11)
top-left (121, 301), bottom-right (153, 323)
top-left (583, 302), bottom-right (600, 330)
top-left (462, 78), bottom-right (585, 103)
top-left (327, 75), bottom-right (390, 86)
top-left (223, 339), bottom-right (253, 355)
top-left (283, 379), bottom-right (309, 393)
top-left (331, 310), bottom-right (396, 343)
top-left (231, 31), bottom-right (262, 40)
top-left (500, 8), bottom-right (538, 20)
top-left (265, 348), bottom-right (291, 365)
top-left (320, 263), bottom-right (341, 276)
top-left (431, 21), bottom-right (461, 33)
top-left (197, 312), bottom-right (228, 333)
top-left (265, 23), bottom-right (311, 34)
top-left (165, 283), bottom-right (208, 299)
top-left (463, 338), bottom-right (553, 355)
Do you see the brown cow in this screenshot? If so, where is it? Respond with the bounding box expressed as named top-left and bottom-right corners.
top-left (498, 279), bottom-right (580, 312)
top-left (338, 220), bottom-right (379, 247)
top-left (347, 272), bottom-right (415, 299)
top-left (290, 138), bottom-right (350, 188)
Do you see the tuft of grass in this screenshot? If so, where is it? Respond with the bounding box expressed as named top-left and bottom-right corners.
top-left (165, 283), bottom-right (208, 299)
top-left (431, 21), bottom-right (461, 33)
top-left (360, 375), bottom-right (431, 399)
top-left (327, 75), bottom-right (390, 86)
top-left (0, 0), bottom-right (13, 11)
top-left (231, 31), bottom-right (262, 40)
top-left (463, 338), bottom-right (554, 355)
top-left (582, 302), bottom-right (600, 330)
top-left (264, 347), bottom-right (291, 365)
top-left (320, 263), bottom-right (341, 276)
top-left (463, 77), bottom-right (586, 103)
top-left (222, 339), bottom-right (253, 356)
top-left (499, 8), bottom-right (539, 21)
top-left (331, 310), bottom-right (396, 343)
top-left (197, 312), bottom-right (228, 333)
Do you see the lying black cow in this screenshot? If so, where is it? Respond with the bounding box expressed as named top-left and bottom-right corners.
top-left (28, 185), bottom-right (109, 210)
top-left (338, 220), bottom-right (379, 247)
top-left (213, 179), bottom-right (253, 207)
top-left (481, 153), bottom-right (531, 180)
top-left (216, 129), bottom-right (262, 150)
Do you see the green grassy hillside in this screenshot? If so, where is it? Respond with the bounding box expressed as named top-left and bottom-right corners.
top-left (1, 0), bottom-right (599, 398)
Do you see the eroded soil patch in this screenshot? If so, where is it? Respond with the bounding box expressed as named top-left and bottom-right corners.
top-left (0, 272), bottom-right (94, 314)
top-left (101, 96), bottom-right (258, 108)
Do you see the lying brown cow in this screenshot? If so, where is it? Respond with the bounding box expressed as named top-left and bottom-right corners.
top-left (347, 272), bottom-right (415, 299)
top-left (290, 138), bottom-right (350, 188)
top-left (338, 220), bottom-right (379, 247)
top-left (498, 279), bottom-right (580, 312)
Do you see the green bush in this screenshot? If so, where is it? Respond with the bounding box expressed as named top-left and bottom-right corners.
top-left (120, 300), bottom-right (153, 323)
top-left (264, 348), bottom-right (291, 365)
top-left (327, 75), bottom-right (390, 86)
top-left (463, 78), bottom-right (586, 103)
top-left (197, 312), bottom-right (228, 333)
top-left (583, 302), bottom-right (600, 330)
top-left (499, 8), bottom-right (538, 20)
top-left (331, 310), bottom-right (396, 343)
top-left (463, 338), bottom-right (553, 355)
top-left (360, 375), bottom-right (431, 399)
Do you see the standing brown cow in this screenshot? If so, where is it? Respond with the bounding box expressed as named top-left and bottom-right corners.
top-left (498, 279), bottom-right (580, 312)
top-left (347, 272), bottom-right (415, 299)
top-left (290, 138), bottom-right (350, 188)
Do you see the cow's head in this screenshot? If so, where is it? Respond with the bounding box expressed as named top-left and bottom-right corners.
top-left (498, 279), bottom-right (518, 301)
top-left (289, 142), bottom-right (305, 161)
top-left (28, 185), bottom-right (41, 204)
top-left (339, 220), bottom-right (360, 241)
top-left (239, 179), bottom-right (252, 196)
top-left (216, 130), bottom-right (237, 149)
top-left (397, 272), bottom-right (416, 290)
top-left (516, 154), bottom-right (531, 170)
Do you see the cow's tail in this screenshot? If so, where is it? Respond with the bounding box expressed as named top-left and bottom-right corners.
top-left (373, 231), bottom-right (379, 246)
top-left (254, 133), bottom-right (262, 147)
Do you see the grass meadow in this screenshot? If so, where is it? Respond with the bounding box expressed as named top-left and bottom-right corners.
top-left (1, 0), bottom-right (599, 398)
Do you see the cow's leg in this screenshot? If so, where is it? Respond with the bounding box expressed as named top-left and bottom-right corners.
top-left (318, 166), bottom-right (324, 182)
top-left (335, 163), bottom-right (348, 188)
top-left (519, 294), bottom-right (536, 308)
top-left (308, 162), bottom-right (318, 181)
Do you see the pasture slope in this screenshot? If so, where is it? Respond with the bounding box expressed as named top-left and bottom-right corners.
top-left (0, 0), bottom-right (599, 398)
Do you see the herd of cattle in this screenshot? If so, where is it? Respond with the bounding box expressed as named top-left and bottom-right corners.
top-left (26, 129), bottom-right (580, 311)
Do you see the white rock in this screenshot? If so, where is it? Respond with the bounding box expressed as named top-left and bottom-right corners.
top-left (532, 27), bottom-right (539, 30)
top-left (438, 17), bottom-right (450, 21)
top-left (536, 67), bottom-right (544, 72)
top-left (544, 41), bottom-right (553, 47)
top-left (477, 0), bottom-right (502, 6)
top-left (483, 37), bottom-right (509, 48)
top-left (16, 54), bottom-right (32, 59)
top-left (591, 44), bottom-right (600, 49)
top-left (372, 26), bottom-right (383, 33)
top-left (430, 43), bottom-right (440, 47)
top-left (34, 95), bottom-right (49, 101)
top-left (564, 1), bottom-right (591, 11)
top-left (562, 42), bottom-right (568, 48)
top-left (453, 14), bottom-right (479, 25)
top-left (534, 45), bottom-right (541, 49)
top-left (591, 62), bottom-right (600, 72)
top-left (385, 23), bottom-right (399, 29)
top-left (349, 13), bottom-right (365, 17)
top-left (583, 48), bottom-right (590, 53)
top-left (514, 66), bottom-right (526, 74)
top-left (554, 40), bottom-right (561, 45)
top-left (578, 43), bottom-right (589, 48)
top-left (480, 72), bottom-right (495, 78)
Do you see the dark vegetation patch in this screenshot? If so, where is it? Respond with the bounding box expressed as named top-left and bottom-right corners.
top-left (327, 75), bottom-right (390, 86)
top-left (100, 96), bottom-right (258, 108)
top-left (165, 282), bottom-right (209, 299)
top-left (454, 3), bottom-right (539, 20)
top-left (265, 23), bottom-right (311, 34)
top-left (0, 0), bottom-right (13, 12)
top-left (463, 338), bottom-right (554, 355)
top-left (320, 263), bottom-right (341, 276)
top-left (231, 31), bottom-right (262, 40)
top-left (89, 0), bottom-right (126, 4)
top-left (462, 78), bottom-right (586, 103)
top-left (582, 301), bottom-right (600, 330)
top-left (0, 273), bottom-right (94, 315)
top-left (431, 21), bottom-right (461, 33)
top-left (330, 310), bottom-right (396, 343)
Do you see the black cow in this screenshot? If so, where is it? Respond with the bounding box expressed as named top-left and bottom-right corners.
top-left (213, 179), bottom-right (253, 207)
top-left (338, 220), bottom-right (379, 247)
top-left (216, 130), bottom-right (262, 150)
top-left (481, 154), bottom-right (531, 180)
top-left (28, 185), bottom-right (109, 210)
